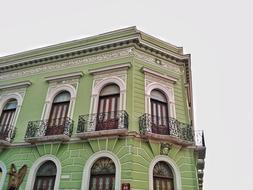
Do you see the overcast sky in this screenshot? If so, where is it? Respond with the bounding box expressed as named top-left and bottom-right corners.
top-left (1, 1), bottom-right (253, 189)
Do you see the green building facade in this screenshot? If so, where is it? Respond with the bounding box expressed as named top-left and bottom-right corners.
top-left (0, 27), bottom-right (206, 190)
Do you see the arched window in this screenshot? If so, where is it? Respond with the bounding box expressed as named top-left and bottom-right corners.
top-left (0, 99), bottom-right (17, 140)
top-left (153, 161), bottom-right (174, 190)
top-left (46, 91), bottom-right (70, 136)
top-left (89, 157), bottom-right (116, 190)
top-left (34, 161), bottom-right (57, 190)
top-left (150, 90), bottom-right (169, 135)
top-left (97, 84), bottom-right (120, 130)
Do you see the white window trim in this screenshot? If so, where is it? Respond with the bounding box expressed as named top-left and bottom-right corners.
top-left (0, 93), bottom-right (23, 129)
top-left (81, 151), bottom-right (121, 190)
top-left (45, 71), bottom-right (84, 82)
top-left (145, 82), bottom-right (176, 118)
top-left (142, 67), bottom-right (177, 84)
top-left (0, 161), bottom-right (7, 190)
top-left (25, 155), bottom-right (61, 190)
top-left (89, 63), bottom-right (131, 74)
top-left (149, 155), bottom-right (181, 190)
top-left (41, 84), bottom-right (77, 120)
top-left (0, 81), bottom-right (32, 90)
top-left (90, 76), bottom-right (126, 115)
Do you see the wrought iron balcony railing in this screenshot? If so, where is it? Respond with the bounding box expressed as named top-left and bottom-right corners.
top-left (25, 117), bottom-right (73, 139)
top-left (195, 130), bottom-right (205, 147)
top-left (139, 113), bottom-right (194, 142)
top-left (0, 124), bottom-right (15, 142)
top-left (77, 110), bottom-right (128, 133)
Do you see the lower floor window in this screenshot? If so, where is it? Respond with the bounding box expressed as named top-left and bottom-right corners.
top-left (89, 157), bottom-right (115, 190)
top-left (153, 161), bottom-right (174, 190)
top-left (34, 161), bottom-right (56, 190)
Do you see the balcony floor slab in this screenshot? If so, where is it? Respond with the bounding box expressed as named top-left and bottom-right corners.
top-left (0, 139), bottom-right (11, 147)
top-left (76, 128), bottom-right (128, 139)
top-left (142, 132), bottom-right (194, 146)
top-left (25, 134), bottom-right (70, 143)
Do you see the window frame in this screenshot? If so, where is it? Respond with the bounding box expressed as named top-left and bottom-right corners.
top-left (81, 151), bottom-right (121, 190)
top-left (149, 156), bottom-right (181, 190)
top-left (146, 83), bottom-right (176, 118)
top-left (34, 161), bottom-right (57, 190)
top-left (89, 77), bottom-right (126, 132)
top-left (0, 93), bottom-right (23, 139)
top-left (153, 161), bottom-right (174, 190)
top-left (25, 155), bottom-right (61, 190)
top-left (89, 157), bottom-right (116, 190)
top-left (41, 84), bottom-right (77, 121)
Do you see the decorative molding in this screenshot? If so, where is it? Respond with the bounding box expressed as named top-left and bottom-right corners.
top-left (89, 63), bottom-right (131, 75)
top-left (0, 26), bottom-right (190, 75)
top-left (145, 79), bottom-right (176, 118)
top-left (0, 81), bottom-right (32, 90)
top-left (0, 48), bottom-right (182, 81)
top-left (45, 71), bottom-right (84, 82)
top-left (133, 49), bottom-right (181, 74)
top-left (41, 83), bottom-right (77, 120)
top-left (90, 74), bottom-right (127, 118)
top-left (141, 67), bottom-right (177, 84)
top-left (160, 143), bottom-right (172, 155)
top-left (0, 92), bottom-right (25, 129)
top-left (0, 48), bottom-right (134, 81)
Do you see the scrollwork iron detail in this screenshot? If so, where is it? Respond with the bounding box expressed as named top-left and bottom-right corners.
top-left (25, 117), bottom-right (74, 138)
top-left (77, 110), bottom-right (128, 133)
top-left (0, 124), bottom-right (15, 142)
top-left (139, 113), bottom-right (194, 142)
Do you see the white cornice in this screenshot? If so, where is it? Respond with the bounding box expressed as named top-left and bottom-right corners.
top-left (0, 81), bottom-right (32, 90)
top-left (0, 27), bottom-right (190, 73)
top-left (0, 48), bottom-right (182, 81)
top-left (89, 63), bottom-right (131, 74)
top-left (0, 36), bottom-right (139, 70)
top-left (141, 67), bottom-right (177, 84)
top-left (45, 71), bottom-right (84, 82)
top-left (138, 39), bottom-right (187, 60)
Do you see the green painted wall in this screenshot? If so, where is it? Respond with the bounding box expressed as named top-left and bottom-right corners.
top-left (0, 47), bottom-right (198, 189)
top-left (0, 138), bottom-right (198, 190)
top-left (1, 54), bottom-right (189, 142)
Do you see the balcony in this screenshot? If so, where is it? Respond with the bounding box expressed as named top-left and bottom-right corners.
top-left (139, 114), bottom-right (194, 145)
top-left (25, 117), bottom-right (73, 143)
top-left (195, 130), bottom-right (206, 190)
top-left (76, 110), bottom-right (128, 139)
top-left (0, 124), bottom-right (15, 146)
top-left (195, 130), bottom-right (206, 158)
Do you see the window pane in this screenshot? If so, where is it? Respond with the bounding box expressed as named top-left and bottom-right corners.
top-left (36, 161), bottom-right (56, 176)
top-left (100, 84), bottom-right (120, 96)
top-left (151, 90), bottom-right (167, 103)
top-left (3, 100), bottom-right (17, 110)
top-left (53, 91), bottom-right (70, 103)
top-left (153, 161), bottom-right (173, 178)
top-left (91, 157), bottom-right (115, 175)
